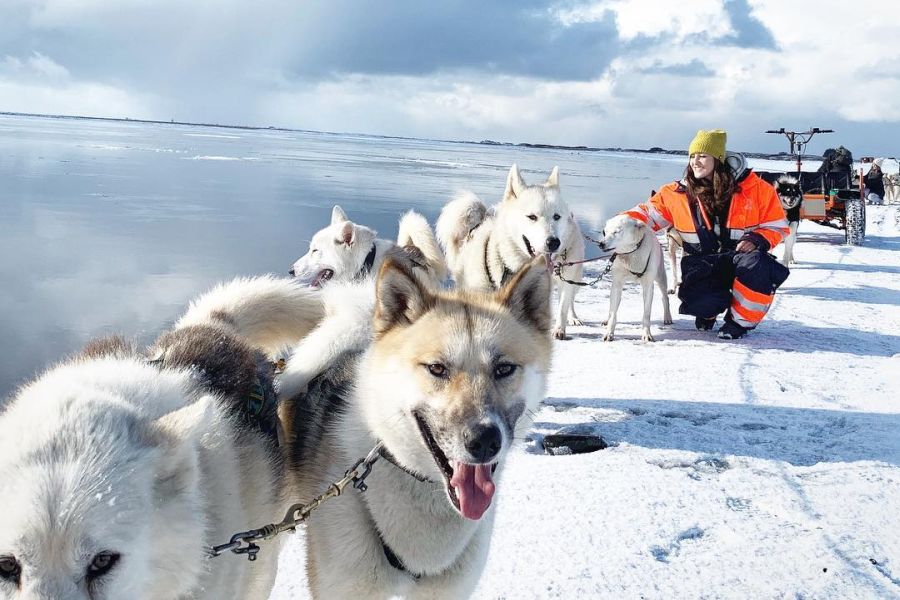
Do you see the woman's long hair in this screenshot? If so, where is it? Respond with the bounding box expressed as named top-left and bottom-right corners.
top-left (684, 159), bottom-right (735, 219)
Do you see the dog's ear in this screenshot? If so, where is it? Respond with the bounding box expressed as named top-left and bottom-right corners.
top-left (340, 221), bottom-right (354, 245)
top-left (149, 398), bottom-right (214, 507)
top-left (331, 205), bottom-right (349, 225)
top-left (546, 166), bottom-right (559, 187)
top-left (374, 255), bottom-right (435, 336)
top-left (504, 164), bottom-right (526, 201)
top-left (497, 257), bottom-right (552, 334)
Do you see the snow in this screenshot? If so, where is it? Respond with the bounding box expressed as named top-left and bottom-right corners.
top-left (269, 205), bottom-right (900, 599)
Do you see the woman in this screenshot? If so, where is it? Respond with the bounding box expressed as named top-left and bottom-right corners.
top-left (865, 159), bottom-right (885, 205)
top-left (624, 129), bottom-right (790, 340)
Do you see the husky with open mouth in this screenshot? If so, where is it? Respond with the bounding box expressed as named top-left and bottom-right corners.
top-left (436, 164), bottom-right (585, 340)
top-left (290, 205), bottom-right (446, 289)
top-left (279, 253), bottom-right (553, 598)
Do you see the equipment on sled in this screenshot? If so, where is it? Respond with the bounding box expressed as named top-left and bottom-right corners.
top-left (757, 128), bottom-right (865, 246)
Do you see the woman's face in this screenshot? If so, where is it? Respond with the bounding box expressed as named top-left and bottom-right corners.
top-left (690, 153), bottom-right (716, 180)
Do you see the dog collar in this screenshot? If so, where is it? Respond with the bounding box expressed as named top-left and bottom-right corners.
top-left (354, 244), bottom-right (378, 280)
top-left (378, 445), bottom-right (437, 483)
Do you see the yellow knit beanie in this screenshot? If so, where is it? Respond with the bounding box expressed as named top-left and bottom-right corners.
top-left (688, 129), bottom-right (727, 162)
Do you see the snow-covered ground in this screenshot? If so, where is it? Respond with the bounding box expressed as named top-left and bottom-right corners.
top-left (270, 205), bottom-right (900, 599)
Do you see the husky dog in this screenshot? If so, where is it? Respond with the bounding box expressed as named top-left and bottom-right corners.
top-left (775, 175), bottom-right (802, 266)
top-left (290, 205), bottom-right (446, 288)
top-left (665, 227), bottom-right (683, 294)
top-left (279, 254), bottom-right (553, 598)
top-left (0, 276), bottom-right (323, 600)
top-left (884, 172), bottom-right (900, 204)
top-left (436, 164), bottom-right (584, 340)
top-left (597, 214), bottom-right (672, 342)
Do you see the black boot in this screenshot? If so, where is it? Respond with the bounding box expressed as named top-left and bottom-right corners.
top-left (695, 316), bottom-right (716, 331)
top-left (717, 319), bottom-right (748, 340)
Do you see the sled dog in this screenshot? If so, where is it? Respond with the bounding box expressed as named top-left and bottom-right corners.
top-left (0, 276), bottom-right (323, 599)
top-left (665, 227), bottom-right (683, 294)
top-left (883, 172), bottom-right (899, 204)
top-left (597, 213), bottom-right (672, 342)
top-left (279, 254), bottom-right (553, 598)
top-left (290, 205), bottom-right (446, 288)
top-left (774, 175), bottom-right (802, 265)
top-left (436, 164), bottom-right (585, 340)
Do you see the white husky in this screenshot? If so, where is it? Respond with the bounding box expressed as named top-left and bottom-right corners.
top-left (597, 213), bottom-right (672, 342)
top-left (277, 254), bottom-right (554, 598)
top-left (436, 164), bottom-right (585, 340)
top-left (0, 276), bottom-right (323, 600)
top-left (290, 205), bottom-right (446, 288)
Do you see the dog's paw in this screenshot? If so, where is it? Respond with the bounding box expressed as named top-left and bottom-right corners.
top-left (569, 317), bottom-right (584, 326)
top-left (600, 319), bottom-right (609, 327)
top-left (553, 328), bottom-right (569, 341)
top-left (602, 332), bottom-right (614, 342)
top-left (642, 330), bottom-right (655, 342)
top-left (663, 316), bottom-right (673, 325)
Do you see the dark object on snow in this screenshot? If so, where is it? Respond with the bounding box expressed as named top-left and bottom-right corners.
top-left (543, 433), bottom-right (608, 455)
top-left (818, 146), bottom-right (854, 175)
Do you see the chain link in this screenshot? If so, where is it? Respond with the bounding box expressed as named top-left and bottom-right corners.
top-left (209, 442), bottom-right (383, 561)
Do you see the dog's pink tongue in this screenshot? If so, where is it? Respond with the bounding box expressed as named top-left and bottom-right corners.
top-left (450, 461), bottom-right (495, 520)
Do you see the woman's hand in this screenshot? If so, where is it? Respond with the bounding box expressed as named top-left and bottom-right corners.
top-left (736, 240), bottom-right (757, 253)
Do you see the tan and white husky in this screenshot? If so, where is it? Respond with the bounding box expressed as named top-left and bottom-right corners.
top-left (278, 253), bottom-right (554, 598)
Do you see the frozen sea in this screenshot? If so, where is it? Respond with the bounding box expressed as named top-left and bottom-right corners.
top-left (0, 114), bottom-right (690, 396)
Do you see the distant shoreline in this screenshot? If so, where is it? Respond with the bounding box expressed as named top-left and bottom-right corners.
top-left (0, 110), bottom-right (816, 161)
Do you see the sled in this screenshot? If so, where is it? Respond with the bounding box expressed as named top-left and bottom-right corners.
top-left (758, 128), bottom-right (865, 246)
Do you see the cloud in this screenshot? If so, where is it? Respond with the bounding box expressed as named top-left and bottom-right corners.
top-left (0, 0), bottom-right (899, 154)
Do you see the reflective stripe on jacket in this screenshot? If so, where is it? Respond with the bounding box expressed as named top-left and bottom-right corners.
top-left (623, 170), bottom-right (789, 253)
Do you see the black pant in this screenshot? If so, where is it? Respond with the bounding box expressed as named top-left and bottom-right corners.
top-left (678, 250), bottom-right (790, 323)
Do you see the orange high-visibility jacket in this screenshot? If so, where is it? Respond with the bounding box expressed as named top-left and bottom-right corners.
top-left (624, 170), bottom-right (789, 252)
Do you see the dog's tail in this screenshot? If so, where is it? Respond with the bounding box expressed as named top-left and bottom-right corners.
top-left (175, 275), bottom-right (323, 356)
top-left (397, 210), bottom-right (448, 285)
top-left (435, 190), bottom-right (487, 275)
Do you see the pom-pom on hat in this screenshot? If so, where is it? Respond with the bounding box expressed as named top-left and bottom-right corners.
top-left (688, 129), bottom-right (727, 162)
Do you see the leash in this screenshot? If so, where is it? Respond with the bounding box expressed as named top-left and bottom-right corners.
top-left (552, 232), bottom-right (647, 288)
top-left (209, 442), bottom-right (383, 561)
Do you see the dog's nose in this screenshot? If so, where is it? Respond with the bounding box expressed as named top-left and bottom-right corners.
top-left (465, 423), bottom-right (502, 463)
top-left (288, 267), bottom-right (295, 277)
top-left (545, 237), bottom-right (561, 252)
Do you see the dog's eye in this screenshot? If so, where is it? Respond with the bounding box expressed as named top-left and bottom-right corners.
top-left (553, 214), bottom-right (561, 221)
top-left (87, 552), bottom-right (120, 581)
top-left (526, 214), bottom-right (538, 222)
top-left (494, 363), bottom-right (517, 379)
top-left (311, 248), bottom-right (319, 254)
top-left (0, 556), bottom-right (21, 583)
top-left (425, 363), bottom-right (448, 378)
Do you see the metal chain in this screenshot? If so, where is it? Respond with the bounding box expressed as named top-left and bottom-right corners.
top-left (209, 442), bottom-right (384, 562)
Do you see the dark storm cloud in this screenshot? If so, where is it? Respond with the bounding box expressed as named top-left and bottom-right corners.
top-left (0, 0), bottom-right (620, 90)
top-left (281, 1), bottom-right (620, 81)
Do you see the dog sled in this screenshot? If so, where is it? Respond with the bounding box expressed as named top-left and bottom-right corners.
top-left (756, 128), bottom-right (865, 246)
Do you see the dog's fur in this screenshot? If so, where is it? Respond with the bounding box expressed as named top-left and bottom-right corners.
top-left (290, 205), bottom-right (447, 288)
top-left (884, 172), bottom-right (900, 204)
top-left (597, 214), bottom-right (672, 342)
top-left (774, 175), bottom-right (803, 266)
top-left (665, 227), bottom-right (683, 294)
top-left (436, 164), bottom-right (585, 340)
top-left (0, 276), bottom-right (323, 599)
top-left (279, 255), bottom-right (553, 598)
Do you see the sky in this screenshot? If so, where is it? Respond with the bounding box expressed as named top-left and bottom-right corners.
top-left (1, 0), bottom-right (899, 156)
